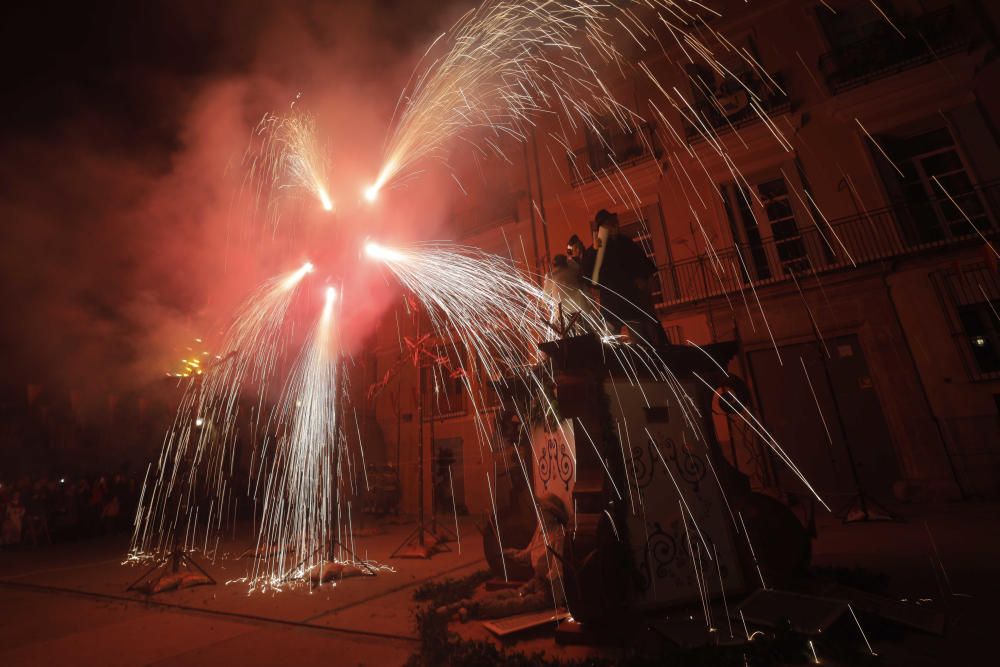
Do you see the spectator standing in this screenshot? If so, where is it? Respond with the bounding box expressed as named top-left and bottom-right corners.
top-left (2, 491), bottom-right (25, 546)
top-left (543, 253), bottom-right (598, 333)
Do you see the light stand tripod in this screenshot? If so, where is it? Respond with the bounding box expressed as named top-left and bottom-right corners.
top-left (427, 397), bottom-right (458, 542)
top-left (128, 354), bottom-right (245, 594)
top-left (284, 531), bottom-right (380, 583)
top-left (127, 534), bottom-right (217, 593)
top-left (127, 438), bottom-right (217, 594)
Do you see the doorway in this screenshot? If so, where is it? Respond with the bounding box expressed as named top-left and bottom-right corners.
top-left (432, 437), bottom-right (466, 515)
top-left (748, 334), bottom-right (900, 506)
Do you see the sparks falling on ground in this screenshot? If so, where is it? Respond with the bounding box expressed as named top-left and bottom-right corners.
top-left (132, 265), bottom-right (378, 590)
top-left (130, 263), bottom-right (316, 574)
top-left (250, 284), bottom-right (357, 588)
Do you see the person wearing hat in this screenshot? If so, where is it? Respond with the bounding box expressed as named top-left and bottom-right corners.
top-left (437, 494), bottom-right (569, 621)
top-left (586, 209), bottom-right (667, 345)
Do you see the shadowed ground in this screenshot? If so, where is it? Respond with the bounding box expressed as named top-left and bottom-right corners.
top-left (1, 504), bottom-right (998, 666)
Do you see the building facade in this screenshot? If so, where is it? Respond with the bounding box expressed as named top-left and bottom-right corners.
top-left (361, 0), bottom-right (1000, 518)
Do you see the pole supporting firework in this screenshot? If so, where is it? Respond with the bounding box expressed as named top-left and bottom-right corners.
top-left (388, 302), bottom-right (455, 559)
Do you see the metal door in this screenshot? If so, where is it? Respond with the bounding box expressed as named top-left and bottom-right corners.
top-left (748, 335), bottom-right (900, 506)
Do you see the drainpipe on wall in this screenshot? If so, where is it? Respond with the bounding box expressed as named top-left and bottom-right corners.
top-left (531, 127), bottom-right (551, 269)
top-left (522, 139), bottom-right (541, 276)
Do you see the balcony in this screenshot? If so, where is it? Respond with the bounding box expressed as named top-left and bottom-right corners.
top-left (683, 75), bottom-right (791, 143)
top-left (818, 5), bottom-right (975, 95)
top-left (657, 180), bottom-right (1000, 307)
top-left (567, 122), bottom-right (660, 187)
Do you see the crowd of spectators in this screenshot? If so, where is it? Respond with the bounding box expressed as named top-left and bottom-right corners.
top-left (0, 472), bottom-right (139, 548)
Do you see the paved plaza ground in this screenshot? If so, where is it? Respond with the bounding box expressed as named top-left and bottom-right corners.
top-left (1, 504), bottom-right (998, 666)
top-left (0, 517), bottom-right (485, 666)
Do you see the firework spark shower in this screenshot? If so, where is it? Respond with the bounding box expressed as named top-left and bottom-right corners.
top-left (4, 0), bottom-right (1000, 663)
top-left (124, 0), bottom-right (833, 590)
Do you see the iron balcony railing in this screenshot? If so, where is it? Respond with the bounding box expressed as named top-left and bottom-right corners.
top-left (683, 72), bottom-right (791, 142)
top-left (657, 180), bottom-right (1000, 308)
top-left (568, 121), bottom-right (660, 187)
top-left (818, 5), bottom-right (975, 95)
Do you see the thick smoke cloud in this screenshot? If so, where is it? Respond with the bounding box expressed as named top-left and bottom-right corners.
top-left (0, 0), bottom-right (459, 401)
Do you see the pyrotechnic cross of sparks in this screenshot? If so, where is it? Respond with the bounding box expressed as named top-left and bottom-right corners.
top-left (130, 0), bottom-right (865, 595)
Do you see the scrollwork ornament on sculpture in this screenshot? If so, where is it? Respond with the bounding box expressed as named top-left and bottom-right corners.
top-left (537, 435), bottom-right (573, 491)
top-left (637, 433), bottom-right (706, 492)
top-left (636, 521), bottom-right (679, 591)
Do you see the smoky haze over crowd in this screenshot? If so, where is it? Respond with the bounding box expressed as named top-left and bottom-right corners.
top-left (0, 0), bottom-right (459, 402)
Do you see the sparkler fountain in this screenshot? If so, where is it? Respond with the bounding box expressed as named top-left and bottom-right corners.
top-left (243, 106), bottom-right (336, 236)
top-left (129, 262), bottom-right (316, 590)
top-left (131, 0), bottom-right (838, 611)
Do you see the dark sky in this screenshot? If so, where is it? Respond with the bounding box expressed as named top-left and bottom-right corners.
top-left (3, 2), bottom-right (255, 151)
top-left (0, 0), bottom-right (453, 399)
top-left (0, 1), bottom-right (440, 137)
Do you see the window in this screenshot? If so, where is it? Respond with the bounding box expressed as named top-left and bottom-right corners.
top-left (874, 124), bottom-right (993, 245)
top-left (584, 120), bottom-right (655, 173)
top-left (720, 173), bottom-right (809, 279)
top-left (453, 191), bottom-right (517, 236)
top-left (721, 182), bottom-right (769, 281)
top-left (684, 36), bottom-right (786, 139)
top-left (933, 263), bottom-right (1000, 381)
top-left (816, 1), bottom-right (886, 55)
top-left (757, 177), bottom-right (809, 274)
top-left (957, 302), bottom-right (1000, 374)
top-left (570, 118), bottom-right (659, 186)
top-left (449, 132), bottom-right (518, 236)
top-left (816, 3), bottom-right (970, 93)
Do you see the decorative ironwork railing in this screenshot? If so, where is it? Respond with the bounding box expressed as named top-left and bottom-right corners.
top-left (567, 122), bottom-right (660, 187)
top-left (818, 5), bottom-right (974, 95)
top-left (657, 181), bottom-right (1000, 307)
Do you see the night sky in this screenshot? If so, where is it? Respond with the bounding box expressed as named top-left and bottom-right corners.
top-left (0, 0), bottom-right (451, 398)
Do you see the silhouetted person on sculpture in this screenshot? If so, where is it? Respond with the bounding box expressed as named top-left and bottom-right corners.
top-left (581, 209), bottom-right (667, 344)
top-left (544, 254), bottom-right (596, 333)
